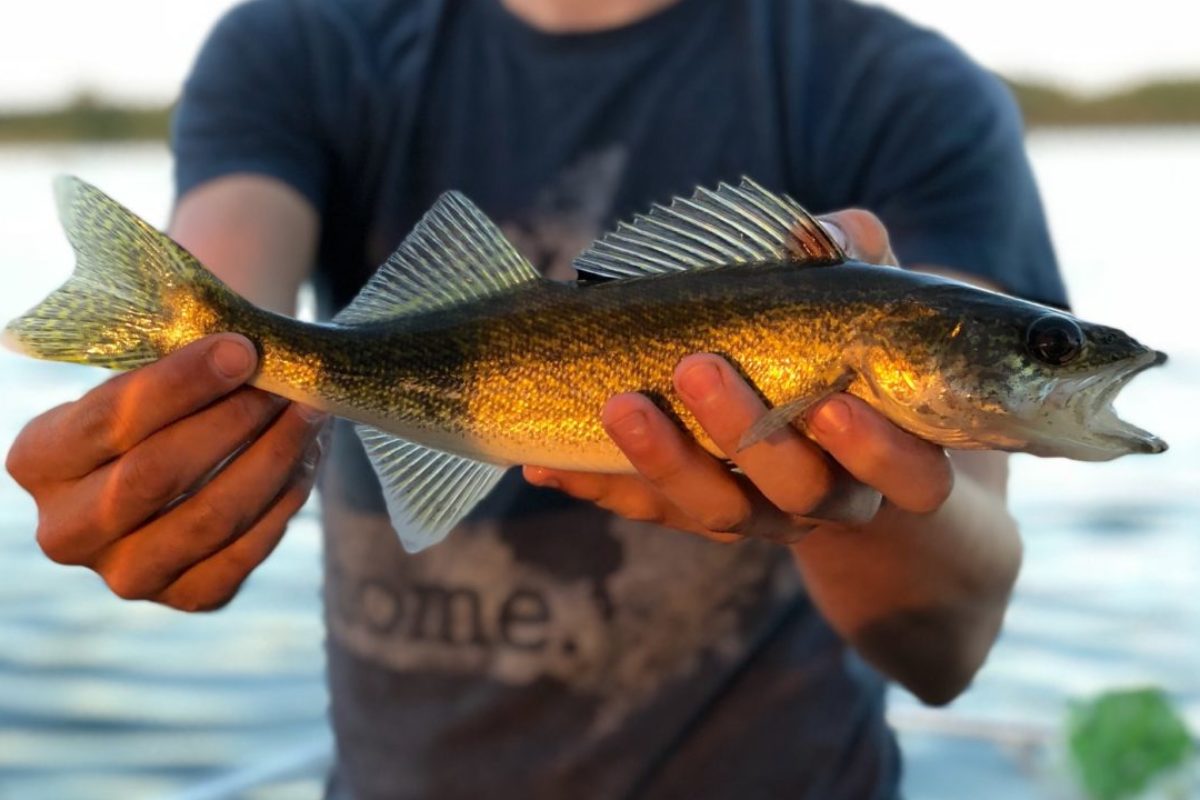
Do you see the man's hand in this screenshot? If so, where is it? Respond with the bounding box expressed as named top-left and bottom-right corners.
top-left (523, 209), bottom-right (1022, 705)
top-left (6, 333), bottom-right (325, 612)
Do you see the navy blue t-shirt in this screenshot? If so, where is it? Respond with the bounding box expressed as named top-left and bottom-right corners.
top-left (174, 1), bottom-right (1066, 798)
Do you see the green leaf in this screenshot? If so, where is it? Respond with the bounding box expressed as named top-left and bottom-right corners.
top-left (1067, 687), bottom-right (1195, 800)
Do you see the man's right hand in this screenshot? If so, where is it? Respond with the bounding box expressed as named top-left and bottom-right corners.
top-left (5, 333), bottom-right (325, 611)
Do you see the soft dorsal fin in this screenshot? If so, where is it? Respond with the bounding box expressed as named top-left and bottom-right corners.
top-left (335, 192), bottom-right (540, 325)
top-left (573, 177), bottom-right (846, 280)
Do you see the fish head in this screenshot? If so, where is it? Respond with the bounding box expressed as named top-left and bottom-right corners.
top-left (855, 283), bottom-right (1168, 461)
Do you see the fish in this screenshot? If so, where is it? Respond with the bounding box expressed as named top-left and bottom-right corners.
top-left (3, 177), bottom-right (1167, 552)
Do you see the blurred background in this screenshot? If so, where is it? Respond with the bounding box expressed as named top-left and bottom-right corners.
top-left (0, 2), bottom-right (1197, 798)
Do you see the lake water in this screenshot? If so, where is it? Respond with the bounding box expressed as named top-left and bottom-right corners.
top-left (0, 131), bottom-right (1197, 799)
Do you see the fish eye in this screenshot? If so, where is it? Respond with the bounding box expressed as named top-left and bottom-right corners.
top-left (1026, 315), bottom-right (1084, 366)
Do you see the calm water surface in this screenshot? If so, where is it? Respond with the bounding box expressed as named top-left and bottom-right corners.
top-left (0, 131), bottom-right (1196, 799)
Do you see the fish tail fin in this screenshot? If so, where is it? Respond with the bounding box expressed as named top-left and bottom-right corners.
top-left (3, 176), bottom-right (239, 369)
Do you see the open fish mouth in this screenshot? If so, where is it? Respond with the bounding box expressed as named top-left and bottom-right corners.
top-left (1045, 349), bottom-right (1168, 460)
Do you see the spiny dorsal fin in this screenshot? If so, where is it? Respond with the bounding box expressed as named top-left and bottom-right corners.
top-left (356, 425), bottom-right (506, 552)
top-left (335, 192), bottom-right (540, 325)
top-left (573, 177), bottom-right (846, 280)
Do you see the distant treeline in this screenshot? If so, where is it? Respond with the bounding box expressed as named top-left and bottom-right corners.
top-left (2, 80), bottom-right (1200, 143)
top-left (1007, 79), bottom-right (1200, 127)
top-left (0, 94), bottom-right (170, 143)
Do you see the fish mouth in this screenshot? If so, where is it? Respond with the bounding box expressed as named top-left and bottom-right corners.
top-left (1040, 349), bottom-right (1168, 461)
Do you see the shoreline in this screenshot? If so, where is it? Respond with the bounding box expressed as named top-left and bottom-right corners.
top-left (3, 78), bottom-right (1200, 143)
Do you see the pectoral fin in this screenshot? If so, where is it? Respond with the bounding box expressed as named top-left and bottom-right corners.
top-left (737, 371), bottom-right (856, 452)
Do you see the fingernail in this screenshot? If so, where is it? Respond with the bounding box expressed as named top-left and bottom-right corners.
top-left (678, 360), bottom-right (724, 404)
top-left (526, 468), bottom-right (561, 490)
top-left (811, 398), bottom-right (852, 436)
top-left (210, 338), bottom-right (254, 379)
top-left (818, 219), bottom-right (848, 252)
top-left (297, 404), bottom-right (328, 425)
top-left (302, 438), bottom-right (322, 473)
top-left (608, 409), bottom-right (648, 442)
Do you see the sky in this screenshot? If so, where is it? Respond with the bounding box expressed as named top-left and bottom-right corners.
top-left (1, 0), bottom-right (1197, 110)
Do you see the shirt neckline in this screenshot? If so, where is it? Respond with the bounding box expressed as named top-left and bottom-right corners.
top-left (482, 0), bottom-right (710, 54)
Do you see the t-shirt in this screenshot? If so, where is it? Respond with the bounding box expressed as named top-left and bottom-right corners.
top-left (173, 1), bottom-right (1068, 798)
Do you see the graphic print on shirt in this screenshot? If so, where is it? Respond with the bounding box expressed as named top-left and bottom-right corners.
top-left (322, 150), bottom-right (800, 733)
top-left (498, 145), bottom-right (626, 280)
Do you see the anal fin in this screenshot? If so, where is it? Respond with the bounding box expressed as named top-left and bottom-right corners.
top-left (356, 426), bottom-right (505, 553)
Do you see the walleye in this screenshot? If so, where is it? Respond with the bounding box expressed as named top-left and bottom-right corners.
top-left (4, 177), bottom-right (1167, 551)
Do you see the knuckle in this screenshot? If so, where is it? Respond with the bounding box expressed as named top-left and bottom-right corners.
top-left (777, 495), bottom-right (822, 518)
top-left (117, 449), bottom-right (181, 507)
top-left (839, 208), bottom-right (892, 262)
top-left (295, 472), bottom-right (318, 502)
top-left (266, 441), bottom-right (300, 474)
top-left (7, 404), bottom-right (70, 484)
top-left (228, 525), bottom-right (285, 577)
top-left (74, 392), bottom-right (125, 454)
top-left (696, 506), bottom-right (750, 534)
top-left (5, 429), bottom-right (38, 484)
top-left (639, 454), bottom-right (688, 486)
top-left (181, 495), bottom-right (236, 543)
top-left (909, 462), bottom-right (954, 514)
top-left (227, 389), bottom-right (275, 432)
top-left (617, 494), bottom-right (664, 525)
top-left (699, 530), bottom-right (743, 546)
top-left (843, 208), bottom-right (888, 238)
top-left (774, 477), bottom-right (833, 518)
top-left (103, 565), bottom-right (153, 601)
top-left (169, 588), bottom-right (235, 614)
top-left (855, 440), bottom-right (893, 487)
top-left (563, 477), bottom-right (607, 504)
top-left (268, 422), bottom-right (311, 466)
top-left (36, 518), bottom-right (80, 565)
top-left (762, 523), bottom-right (812, 545)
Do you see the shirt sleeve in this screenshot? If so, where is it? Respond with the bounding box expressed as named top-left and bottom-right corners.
top-left (805, 4), bottom-right (1068, 309)
top-left (171, 0), bottom-right (329, 210)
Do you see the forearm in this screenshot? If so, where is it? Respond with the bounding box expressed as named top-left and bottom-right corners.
top-left (170, 174), bottom-right (318, 314)
top-left (791, 454), bottom-right (1022, 705)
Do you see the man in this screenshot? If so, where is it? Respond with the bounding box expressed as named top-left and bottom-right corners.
top-left (7, 0), bottom-right (1068, 797)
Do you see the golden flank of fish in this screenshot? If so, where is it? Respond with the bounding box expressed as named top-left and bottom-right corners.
top-left (3, 177), bottom-right (1167, 551)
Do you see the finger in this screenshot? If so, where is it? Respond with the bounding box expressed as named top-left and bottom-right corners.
top-left (155, 466), bottom-right (316, 612)
top-left (673, 354), bottom-right (835, 517)
top-left (92, 404), bottom-right (324, 600)
top-left (13, 334), bottom-right (258, 481)
top-left (5, 401), bottom-right (71, 491)
top-left (525, 466), bottom-right (672, 526)
top-left (807, 395), bottom-right (953, 514)
top-left (37, 388), bottom-right (286, 565)
top-left (524, 466), bottom-right (743, 543)
top-left (600, 393), bottom-right (766, 536)
top-left (523, 465), bottom-right (607, 502)
top-left (819, 209), bottom-right (898, 266)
